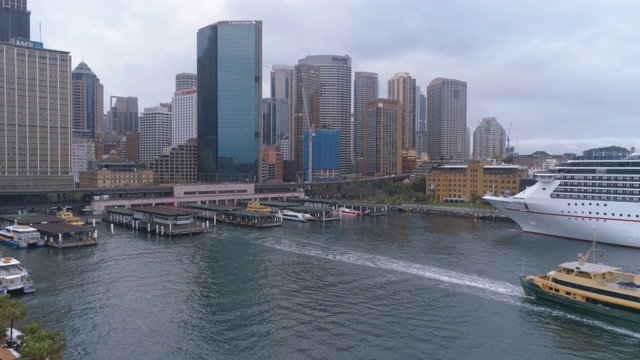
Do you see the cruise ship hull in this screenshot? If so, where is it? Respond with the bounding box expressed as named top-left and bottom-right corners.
top-left (484, 183), bottom-right (640, 247)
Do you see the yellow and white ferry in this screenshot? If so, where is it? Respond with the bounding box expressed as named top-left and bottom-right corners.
top-left (521, 240), bottom-right (640, 330)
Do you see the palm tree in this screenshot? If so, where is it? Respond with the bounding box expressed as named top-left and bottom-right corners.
top-left (0, 294), bottom-right (28, 347)
top-left (18, 322), bottom-right (66, 360)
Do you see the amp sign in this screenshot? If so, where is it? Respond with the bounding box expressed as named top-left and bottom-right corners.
top-left (14, 38), bottom-right (44, 49)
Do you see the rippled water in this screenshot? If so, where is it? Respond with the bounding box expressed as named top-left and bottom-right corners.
top-left (5, 212), bottom-right (640, 359)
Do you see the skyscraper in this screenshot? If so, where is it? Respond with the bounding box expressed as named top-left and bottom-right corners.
top-left (296, 55), bottom-right (352, 175)
top-left (426, 78), bottom-right (468, 161)
top-left (267, 64), bottom-right (293, 159)
top-left (0, 40), bottom-right (73, 189)
top-left (197, 20), bottom-right (262, 183)
top-left (473, 117), bottom-right (506, 159)
top-left (176, 72), bottom-right (197, 92)
top-left (172, 88), bottom-right (197, 148)
top-left (388, 72), bottom-right (416, 149)
top-left (72, 61), bottom-right (104, 138)
top-left (0, 0), bottom-right (30, 42)
top-left (107, 96), bottom-right (139, 136)
top-left (353, 72), bottom-right (379, 161)
top-left (363, 99), bottom-right (403, 176)
top-left (140, 106), bottom-right (172, 165)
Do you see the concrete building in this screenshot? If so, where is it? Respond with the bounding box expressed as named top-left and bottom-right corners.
top-left (72, 61), bottom-right (104, 138)
top-left (262, 98), bottom-right (289, 149)
top-left (150, 138), bottom-right (198, 185)
top-left (0, 39), bottom-right (74, 189)
top-left (140, 106), bottom-right (172, 165)
top-left (297, 55), bottom-right (352, 175)
top-left (426, 78), bottom-right (468, 161)
top-left (107, 96), bottom-right (139, 136)
top-left (388, 72), bottom-right (416, 150)
top-left (425, 160), bottom-right (527, 202)
top-left (353, 72), bottom-right (379, 163)
top-left (261, 146), bottom-right (283, 183)
top-left (78, 169), bottom-right (154, 188)
top-left (363, 99), bottom-right (403, 176)
top-left (175, 72), bottom-right (197, 92)
top-left (125, 132), bottom-right (141, 164)
top-left (197, 20), bottom-right (262, 183)
top-left (72, 137), bottom-right (95, 186)
top-left (473, 117), bottom-right (507, 160)
top-left (172, 88), bottom-right (197, 147)
top-left (0, 0), bottom-right (29, 42)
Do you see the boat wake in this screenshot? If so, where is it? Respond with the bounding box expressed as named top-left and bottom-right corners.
top-left (256, 236), bottom-right (522, 298)
top-left (257, 236), bottom-right (640, 339)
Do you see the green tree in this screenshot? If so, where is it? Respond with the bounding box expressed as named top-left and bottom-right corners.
top-left (18, 322), bottom-right (66, 360)
top-left (0, 294), bottom-right (28, 343)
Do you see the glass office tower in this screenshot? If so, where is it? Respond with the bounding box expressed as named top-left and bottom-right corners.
top-left (197, 20), bottom-right (262, 183)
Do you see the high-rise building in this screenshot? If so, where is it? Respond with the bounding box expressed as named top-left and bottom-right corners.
top-left (426, 78), bottom-right (468, 161)
top-left (125, 132), bottom-right (141, 164)
top-left (296, 55), bottom-right (352, 175)
top-left (363, 99), bottom-right (403, 176)
top-left (262, 98), bottom-right (289, 148)
top-left (388, 72), bottom-right (416, 149)
top-left (197, 20), bottom-right (262, 183)
top-left (271, 64), bottom-right (293, 99)
top-left (416, 86), bottom-right (426, 132)
top-left (0, 40), bottom-right (74, 189)
top-left (172, 88), bottom-right (197, 147)
top-left (303, 129), bottom-right (341, 181)
top-left (176, 72), bottom-right (197, 92)
top-left (261, 146), bottom-right (283, 183)
top-left (72, 61), bottom-right (104, 138)
top-left (0, 0), bottom-right (30, 42)
top-left (473, 117), bottom-right (507, 159)
top-left (353, 72), bottom-right (379, 162)
top-left (107, 96), bottom-right (138, 136)
top-left (140, 106), bottom-right (172, 165)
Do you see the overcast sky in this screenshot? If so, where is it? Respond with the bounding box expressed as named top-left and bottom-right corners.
top-left (29, 0), bottom-right (640, 155)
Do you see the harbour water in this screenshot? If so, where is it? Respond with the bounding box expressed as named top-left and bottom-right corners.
top-left (6, 212), bottom-right (640, 359)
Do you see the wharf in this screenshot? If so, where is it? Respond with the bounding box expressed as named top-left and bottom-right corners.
top-left (34, 222), bottom-right (97, 248)
top-left (218, 210), bottom-right (282, 228)
top-left (105, 206), bottom-right (208, 236)
top-left (397, 204), bottom-right (511, 221)
top-left (285, 206), bottom-right (339, 221)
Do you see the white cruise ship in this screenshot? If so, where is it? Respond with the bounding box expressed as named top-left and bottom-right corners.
top-left (483, 155), bottom-right (640, 247)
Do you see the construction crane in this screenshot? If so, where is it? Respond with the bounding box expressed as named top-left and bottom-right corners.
top-left (301, 85), bottom-right (315, 182)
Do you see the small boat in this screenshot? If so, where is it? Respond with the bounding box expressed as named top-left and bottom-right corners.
top-left (0, 225), bottom-right (43, 248)
top-left (246, 200), bottom-right (272, 213)
top-left (336, 207), bottom-right (362, 216)
top-left (0, 254), bottom-right (35, 294)
top-left (57, 209), bottom-right (85, 226)
top-left (520, 239), bottom-right (640, 330)
top-left (280, 210), bottom-right (310, 222)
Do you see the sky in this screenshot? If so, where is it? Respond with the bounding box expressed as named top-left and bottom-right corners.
top-left (28, 0), bottom-right (640, 156)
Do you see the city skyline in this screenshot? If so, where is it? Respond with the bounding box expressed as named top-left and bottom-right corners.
top-left (27, 0), bottom-right (640, 155)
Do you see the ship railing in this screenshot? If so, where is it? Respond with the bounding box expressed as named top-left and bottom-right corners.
top-left (534, 173), bottom-right (558, 182)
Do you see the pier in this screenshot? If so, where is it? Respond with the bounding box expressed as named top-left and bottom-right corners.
top-left (34, 222), bottom-right (97, 248)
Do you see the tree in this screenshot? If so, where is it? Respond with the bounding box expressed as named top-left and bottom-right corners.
top-left (0, 294), bottom-right (28, 345)
top-left (18, 322), bottom-right (66, 360)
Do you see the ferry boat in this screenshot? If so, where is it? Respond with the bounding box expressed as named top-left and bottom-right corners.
top-left (280, 210), bottom-right (312, 222)
top-left (0, 254), bottom-right (35, 294)
top-left (57, 209), bottom-right (85, 226)
top-left (483, 155), bottom-right (640, 247)
top-left (0, 225), bottom-right (43, 248)
top-left (520, 240), bottom-right (640, 331)
top-left (246, 200), bottom-right (272, 213)
top-left (336, 207), bottom-right (362, 216)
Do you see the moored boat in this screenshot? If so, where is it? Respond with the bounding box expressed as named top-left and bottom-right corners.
top-left (57, 209), bottom-right (85, 226)
top-left (246, 200), bottom-right (272, 213)
top-left (0, 254), bottom-right (35, 294)
top-left (0, 225), bottom-right (43, 248)
top-left (336, 207), bottom-right (362, 216)
top-left (280, 210), bottom-right (310, 222)
top-left (520, 239), bottom-right (640, 330)
top-left (483, 154), bottom-right (640, 248)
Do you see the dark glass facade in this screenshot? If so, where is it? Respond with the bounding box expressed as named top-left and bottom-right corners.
top-left (197, 20), bottom-right (262, 183)
top-left (0, 0), bottom-right (30, 42)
